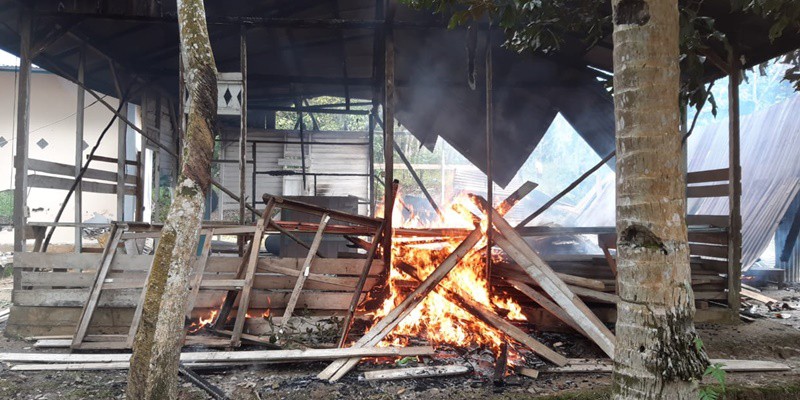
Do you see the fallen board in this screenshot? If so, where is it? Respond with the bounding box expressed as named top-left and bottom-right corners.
top-left (543, 359), bottom-right (791, 373)
top-left (362, 365), bottom-right (470, 381)
top-left (0, 346), bottom-right (435, 364)
top-left (741, 288), bottom-right (778, 304)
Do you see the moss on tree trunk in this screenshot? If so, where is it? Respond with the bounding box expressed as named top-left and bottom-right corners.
top-left (126, 0), bottom-right (217, 398)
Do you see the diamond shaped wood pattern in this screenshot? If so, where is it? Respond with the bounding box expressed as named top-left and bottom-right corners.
top-left (0, 136), bottom-right (7, 148)
top-left (36, 138), bottom-right (49, 149)
top-left (185, 74), bottom-right (244, 116)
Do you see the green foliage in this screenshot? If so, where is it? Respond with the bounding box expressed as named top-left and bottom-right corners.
top-left (699, 363), bottom-right (727, 400)
top-left (274, 96), bottom-right (371, 131)
top-left (0, 190), bottom-right (12, 224)
top-left (694, 336), bottom-right (726, 400)
top-left (401, 0), bottom-right (800, 116)
top-left (404, 0), bottom-right (608, 54)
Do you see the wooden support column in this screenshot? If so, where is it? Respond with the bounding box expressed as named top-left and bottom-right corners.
top-left (382, 1), bottom-right (396, 265)
top-left (117, 104), bottom-right (128, 221)
top-left (239, 25), bottom-right (248, 225)
top-left (13, 8), bottom-right (32, 252)
top-left (727, 51), bottom-right (743, 311)
top-left (74, 46), bottom-right (85, 253)
top-left (485, 28), bottom-right (494, 286)
top-left (368, 111), bottom-right (376, 216)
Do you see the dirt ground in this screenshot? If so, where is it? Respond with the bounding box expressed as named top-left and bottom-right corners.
top-left (0, 283), bottom-right (799, 399)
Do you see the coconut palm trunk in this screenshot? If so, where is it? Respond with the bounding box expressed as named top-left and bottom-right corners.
top-left (611, 0), bottom-right (708, 398)
top-left (126, 0), bottom-right (217, 398)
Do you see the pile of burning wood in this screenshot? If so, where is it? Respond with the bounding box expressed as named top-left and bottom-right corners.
top-left (3, 181), bottom-right (795, 398)
top-left (312, 181), bottom-right (615, 382)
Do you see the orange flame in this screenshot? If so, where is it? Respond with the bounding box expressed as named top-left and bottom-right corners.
top-left (188, 310), bottom-right (219, 333)
top-left (370, 192), bottom-right (527, 361)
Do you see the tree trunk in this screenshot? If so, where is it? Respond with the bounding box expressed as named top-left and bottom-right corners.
top-left (611, 1), bottom-right (708, 399)
top-left (126, 0), bottom-right (216, 398)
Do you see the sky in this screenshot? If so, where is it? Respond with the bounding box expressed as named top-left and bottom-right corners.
top-left (0, 50), bottom-right (18, 66)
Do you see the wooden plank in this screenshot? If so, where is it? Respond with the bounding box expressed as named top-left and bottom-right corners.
top-left (687, 214), bottom-right (730, 227)
top-left (230, 199), bottom-right (274, 346)
top-left (518, 368), bottom-right (539, 379)
top-left (72, 225), bottom-right (123, 348)
top-left (687, 168), bottom-right (729, 184)
top-left (185, 230), bottom-right (214, 321)
top-left (508, 280), bottom-right (585, 334)
top-left (14, 253), bottom-right (384, 275)
top-left (690, 243), bottom-right (728, 259)
top-left (13, 288), bottom-right (363, 310)
top-left (688, 231), bottom-right (729, 245)
top-left (568, 285), bottom-right (619, 304)
top-left (18, 271), bottom-right (378, 292)
top-left (281, 214), bottom-right (330, 329)
top-left (0, 346), bottom-right (435, 364)
top-left (487, 208), bottom-right (615, 358)
top-left (542, 359), bottom-right (789, 374)
top-left (363, 365), bottom-right (470, 381)
top-left (267, 195), bottom-right (382, 228)
top-left (741, 288), bottom-right (777, 304)
top-left (126, 244), bottom-right (157, 348)
top-left (687, 184), bottom-right (729, 198)
top-left (25, 158), bottom-right (136, 184)
top-left (554, 273), bottom-right (605, 291)
top-left (339, 223), bottom-right (384, 347)
top-left (27, 175), bottom-right (134, 195)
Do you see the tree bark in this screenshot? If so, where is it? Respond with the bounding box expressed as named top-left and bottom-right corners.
top-left (611, 0), bottom-right (707, 399)
top-left (126, 0), bottom-right (216, 398)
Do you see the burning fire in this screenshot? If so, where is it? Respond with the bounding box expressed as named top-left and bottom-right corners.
top-left (371, 193), bottom-right (527, 358)
top-left (188, 310), bottom-right (218, 333)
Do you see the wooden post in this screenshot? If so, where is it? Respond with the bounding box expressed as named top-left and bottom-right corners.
top-left (74, 45), bottom-right (85, 253)
top-left (727, 51), bottom-right (743, 312)
top-left (485, 27), bottom-right (494, 290)
top-left (382, 2), bottom-right (396, 265)
top-left (368, 111), bottom-right (376, 216)
top-left (117, 103), bottom-right (128, 221)
top-left (239, 25), bottom-right (248, 225)
top-left (108, 63), bottom-right (127, 223)
top-left (13, 7), bottom-right (32, 252)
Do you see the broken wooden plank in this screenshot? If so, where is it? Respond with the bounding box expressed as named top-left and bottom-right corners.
top-left (741, 288), bottom-right (778, 304)
top-left (71, 224), bottom-right (123, 349)
top-left (339, 224), bottom-right (385, 347)
top-left (517, 368), bottom-right (539, 379)
top-left (475, 196), bottom-right (615, 358)
top-left (363, 365), bottom-right (470, 381)
top-left (229, 199), bottom-right (275, 347)
top-left (266, 194), bottom-right (382, 228)
top-left (280, 214), bottom-right (330, 331)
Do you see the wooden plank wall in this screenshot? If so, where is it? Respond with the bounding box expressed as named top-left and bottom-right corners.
top-left (8, 253), bottom-right (384, 337)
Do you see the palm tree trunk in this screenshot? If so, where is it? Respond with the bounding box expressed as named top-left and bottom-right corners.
top-left (126, 0), bottom-right (217, 398)
top-left (611, 0), bottom-right (708, 398)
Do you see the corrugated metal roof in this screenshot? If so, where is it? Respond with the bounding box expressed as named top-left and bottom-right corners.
top-left (1, 1), bottom-right (794, 187)
top-left (567, 94), bottom-right (800, 270)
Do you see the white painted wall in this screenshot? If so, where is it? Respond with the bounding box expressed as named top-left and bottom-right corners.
top-left (0, 67), bottom-right (127, 246)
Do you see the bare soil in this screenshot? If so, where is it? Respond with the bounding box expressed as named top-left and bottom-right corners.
top-left (0, 286), bottom-right (799, 399)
